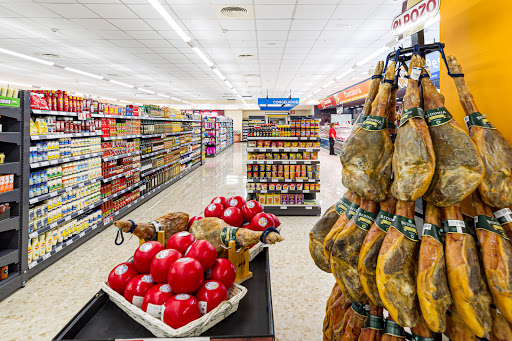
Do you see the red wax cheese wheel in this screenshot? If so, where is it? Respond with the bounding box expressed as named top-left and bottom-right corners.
top-left (211, 196), bottom-right (227, 209)
top-left (227, 196), bottom-right (246, 210)
top-left (150, 249), bottom-right (182, 283)
top-left (206, 258), bottom-right (236, 289)
top-left (250, 212), bottom-right (275, 232)
top-left (185, 240), bottom-right (217, 271)
top-left (187, 216), bottom-right (202, 230)
top-left (108, 262), bottom-right (139, 295)
top-left (124, 274), bottom-right (155, 308)
top-left (242, 200), bottom-right (263, 221)
top-left (204, 203), bottom-right (223, 218)
top-left (167, 231), bottom-right (195, 254)
top-left (268, 213), bottom-right (281, 228)
top-left (142, 283), bottom-right (173, 318)
top-left (133, 241), bottom-right (165, 274)
top-left (195, 280), bottom-right (228, 314)
top-left (168, 257), bottom-right (204, 294)
top-left (162, 294), bottom-right (200, 329)
top-left (222, 207), bottom-right (244, 227)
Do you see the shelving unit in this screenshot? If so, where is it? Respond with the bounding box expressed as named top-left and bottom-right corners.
top-left (244, 120), bottom-right (264, 143)
top-left (0, 96), bottom-right (205, 300)
top-left (0, 90), bottom-right (29, 301)
top-left (204, 116), bottom-right (233, 157)
top-left (245, 119), bottom-right (321, 216)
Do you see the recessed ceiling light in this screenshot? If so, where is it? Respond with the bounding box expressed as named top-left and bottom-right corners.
top-left (267, 42), bottom-right (277, 46)
top-left (238, 54), bottom-right (254, 58)
top-left (220, 6), bottom-right (248, 18)
top-left (38, 53), bottom-right (60, 58)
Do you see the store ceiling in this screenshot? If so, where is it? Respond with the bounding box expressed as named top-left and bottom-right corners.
top-left (0, 0), bottom-right (438, 107)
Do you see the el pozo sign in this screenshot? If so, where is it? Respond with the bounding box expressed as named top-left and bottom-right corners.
top-left (391, 0), bottom-right (440, 37)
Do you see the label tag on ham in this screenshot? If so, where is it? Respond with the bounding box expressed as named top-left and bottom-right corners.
top-left (375, 211), bottom-right (394, 233)
top-left (443, 219), bottom-right (472, 235)
top-left (335, 196), bottom-right (352, 216)
top-left (424, 107), bottom-right (453, 127)
top-left (475, 215), bottom-right (509, 240)
top-left (362, 314), bottom-right (384, 330)
top-left (354, 114), bottom-right (369, 125)
top-left (410, 67), bottom-right (422, 81)
top-left (383, 319), bottom-right (405, 337)
top-left (422, 223), bottom-right (444, 243)
top-left (464, 112), bottom-right (496, 129)
top-left (345, 202), bottom-right (360, 221)
top-left (353, 207), bottom-right (377, 231)
top-left (411, 334), bottom-right (435, 341)
top-left (391, 215), bottom-right (419, 241)
top-left (351, 301), bottom-right (369, 317)
top-left (361, 115), bottom-right (388, 131)
top-left (494, 208), bottom-right (512, 225)
top-left (149, 220), bottom-right (161, 233)
top-left (220, 226), bottom-right (239, 249)
top-left (399, 107), bottom-right (425, 128)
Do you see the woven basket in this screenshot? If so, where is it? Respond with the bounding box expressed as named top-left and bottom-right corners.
top-left (101, 282), bottom-right (247, 338)
top-left (248, 225), bottom-right (282, 262)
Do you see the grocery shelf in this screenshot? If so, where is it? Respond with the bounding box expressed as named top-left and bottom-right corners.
top-left (247, 178), bottom-right (319, 183)
top-left (101, 134), bottom-right (141, 141)
top-left (31, 109), bottom-right (78, 117)
top-left (0, 162), bottom-right (21, 175)
top-left (91, 114), bottom-right (201, 122)
top-left (180, 154), bottom-right (201, 164)
top-left (0, 249), bottom-right (18, 266)
top-left (263, 204), bottom-right (321, 216)
top-left (31, 131), bottom-right (103, 141)
top-left (30, 152), bottom-right (103, 169)
top-left (141, 159), bottom-right (179, 177)
top-left (0, 132), bottom-right (21, 145)
top-left (103, 151), bottom-right (141, 162)
top-left (0, 217), bottom-right (19, 233)
top-left (102, 167), bottom-right (140, 183)
top-left (0, 189), bottom-right (20, 203)
top-left (247, 137), bottom-right (319, 141)
top-left (1, 106), bottom-right (22, 121)
top-left (28, 177), bottom-right (102, 205)
top-left (141, 131), bottom-right (189, 138)
top-left (247, 190), bottom-right (320, 194)
top-left (247, 160), bottom-right (320, 165)
top-left (140, 145), bottom-right (180, 159)
top-left (247, 148), bottom-right (320, 152)
top-left (0, 271), bottom-right (21, 301)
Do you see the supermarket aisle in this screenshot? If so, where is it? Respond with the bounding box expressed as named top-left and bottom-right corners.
top-left (0, 143), bottom-right (342, 341)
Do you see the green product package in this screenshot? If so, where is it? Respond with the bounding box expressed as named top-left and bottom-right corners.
top-left (464, 112), bottom-right (496, 129)
top-left (384, 319), bottom-right (405, 338)
top-left (494, 208), bottom-right (512, 226)
top-left (362, 314), bottom-right (384, 330)
top-left (475, 215), bottom-right (509, 240)
top-left (443, 219), bottom-right (472, 235)
top-left (0, 95), bottom-right (20, 108)
top-left (335, 196), bottom-right (352, 216)
top-left (391, 214), bottom-right (419, 241)
top-left (345, 202), bottom-right (360, 221)
top-left (361, 115), bottom-right (388, 131)
top-left (353, 207), bottom-right (377, 231)
top-left (375, 210), bottom-right (394, 233)
top-left (424, 107), bottom-right (453, 127)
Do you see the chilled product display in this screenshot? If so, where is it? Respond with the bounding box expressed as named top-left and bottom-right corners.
top-left (203, 116), bottom-right (233, 157)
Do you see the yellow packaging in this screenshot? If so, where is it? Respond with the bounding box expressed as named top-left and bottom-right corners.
top-left (258, 194), bottom-right (266, 205)
top-left (28, 242), bottom-right (32, 263)
top-left (274, 194), bottom-right (281, 205)
top-left (39, 234), bottom-right (46, 256)
top-left (32, 238), bottom-right (39, 261)
top-left (267, 194), bottom-right (274, 205)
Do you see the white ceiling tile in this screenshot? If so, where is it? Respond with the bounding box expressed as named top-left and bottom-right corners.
top-left (140, 40), bottom-right (174, 48)
top-left (126, 30), bottom-right (162, 40)
top-left (224, 30), bottom-right (256, 40)
top-left (257, 30), bottom-right (288, 41)
top-left (298, 0), bottom-right (341, 3)
top-left (254, 5), bottom-right (294, 19)
top-left (294, 5), bottom-right (337, 19)
top-left (71, 18), bottom-right (120, 30)
top-left (127, 4), bottom-right (161, 19)
top-left (193, 30), bottom-right (226, 40)
top-left (290, 20), bottom-right (327, 30)
top-left (95, 30), bottom-right (132, 39)
top-left (111, 39), bottom-right (145, 48)
top-left (255, 19), bottom-right (291, 30)
top-left (7, 3), bottom-right (62, 18)
top-left (332, 4), bottom-right (379, 19)
top-left (170, 4), bottom-right (217, 20)
top-left (323, 19), bottom-right (364, 30)
top-left (287, 30), bottom-right (320, 41)
top-left (285, 40), bottom-right (315, 48)
top-left (219, 19), bottom-right (254, 31)
top-left (229, 40), bottom-right (257, 48)
top-left (372, 4), bottom-right (401, 20)
top-left (108, 18), bottom-right (152, 30)
top-left (84, 4), bottom-right (138, 18)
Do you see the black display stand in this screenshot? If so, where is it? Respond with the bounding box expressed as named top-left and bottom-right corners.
top-left (54, 248), bottom-right (275, 341)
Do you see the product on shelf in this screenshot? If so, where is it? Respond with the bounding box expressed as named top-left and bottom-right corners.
top-left (248, 120), bottom-right (319, 138)
top-left (30, 137), bottom-right (101, 163)
top-left (246, 164), bottom-right (320, 181)
top-left (0, 174), bottom-right (13, 193)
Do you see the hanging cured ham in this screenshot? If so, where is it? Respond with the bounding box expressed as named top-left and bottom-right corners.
top-left (333, 302), bottom-right (367, 341)
top-left (443, 204), bottom-right (492, 337)
top-left (411, 316), bottom-right (435, 340)
top-left (386, 84), bottom-right (397, 137)
top-left (447, 55), bottom-right (512, 207)
top-left (323, 193), bottom-right (359, 264)
top-left (417, 203), bottom-right (452, 333)
top-left (341, 63), bottom-right (395, 202)
top-left (376, 200), bottom-right (420, 327)
top-left (324, 284), bottom-right (352, 341)
top-left (489, 308), bottom-right (512, 341)
top-left (359, 193), bottom-right (396, 306)
top-left (391, 55), bottom-right (435, 201)
top-left (310, 203), bottom-right (339, 273)
top-left (357, 305), bottom-right (383, 341)
top-left (331, 198), bottom-right (379, 302)
top-left (471, 191), bottom-right (512, 324)
top-left (445, 305), bottom-right (477, 341)
top-left (420, 64), bottom-right (484, 207)
top-left (381, 318), bottom-right (405, 341)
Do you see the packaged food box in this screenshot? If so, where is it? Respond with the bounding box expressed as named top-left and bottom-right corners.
top-left (281, 153), bottom-right (288, 159)
top-left (266, 164), bottom-right (272, 172)
top-left (296, 183), bottom-right (303, 190)
top-left (258, 194), bottom-right (266, 205)
top-left (289, 194), bottom-right (296, 205)
top-left (247, 164), bottom-right (252, 171)
top-left (316, 183), bottom-right (320, 191)
top-left (304, 184), bottom-right (310, 190)
top-left (290, 183), bottom-right (296, 190)
top-left (281, 194), bottom-right (288, 205)
top-left (274, 194), bottom-right (281, 205)
top-left (272, 165), bottom-right (278, 172)
top-left (248, 141), bottom-right (256, 147)
top-left (265, 153), bottom-right (272, 159)
top-left (297, 194), bottom-right (304, 205)
top-left (273, 153), bottom-right (280, 159)
top-left (272, 171), bottom-right (278, 178)
top-left (261, 183), bottom-right (268, 190)
top-left (269, 183), bottom-right (275, 190)
top-left (264, 141), bottom-right (271, 148)
top-left (267, 194), bottom-right (274, 205)
top-left (282, 183), bottom-right (289, 190)
top-left (284, 142), bottom-right (292, 148)
top-left (277, 141), bottom-right (285, 147)
top-left (257, 140), bottom-right (264, 147)
top-left (276, 183), bottom-right (282, 190)
top-left (271, 141), bottom-right (277, 148)
top-left (256, 183), bottom-right (262, 190)
top-left (300, 142), bottom-right (306, 148)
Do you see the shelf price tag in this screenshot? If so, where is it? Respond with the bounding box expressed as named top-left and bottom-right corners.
top-left (50, 191), bottom-right (58, 197)
top-left (306, 206), bottom-right (313, 210)
top-left (29, 231), bottom-right (38, 239)
top-left (67, 239), bottom-right (74, 245)
top-left (43, 253), bottom-right (51, 260)
top-left (50, 222), bottom-right (58, 228)
top-left (305, 161), bottom-right (311, 164)
top-left (272, 179), bottom-right (278, 182)
top-left (297, 179), bottom-right (303, 182)
top-left (304, 190), bottom-right (310, 193)
top-left (261, 190), bottom-right (267, 193)
top-left (65, 216), bottom-right (71, 221)
top-left (55, 245), bottom-right (62, 253)
top-left (79, 231), bottom-right (86, 238)
top-left (291, 149), bottom-right (298, 152)
top-left (280, 206), bottom-right (287, 210)
top-left (282, 190), bottom-right (288, 193)
top-left (28, 261), bottom-right (36, 269)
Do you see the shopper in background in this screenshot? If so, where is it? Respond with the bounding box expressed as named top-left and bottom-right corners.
top-left (329, 123), bottom-right (337, 155)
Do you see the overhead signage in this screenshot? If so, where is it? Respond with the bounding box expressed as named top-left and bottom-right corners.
top-left (392, 0), bottom-right (440, 38)
top-left (258, 98), bottom-right (299, 111)
top-left (318, 79), bottom-right (371, 110)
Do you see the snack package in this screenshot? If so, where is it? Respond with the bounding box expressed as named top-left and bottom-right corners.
top-left (283, 183), bottom-right (289, 190)
top-left (297, 194), bottom-right (304, 204)
top-left (258, 194), bottom-right (266, 205)
top-left (304, 183), bottom-right (310, 190)
top-left (273, 153), bottom-right (280, 160)
top-left (257, 140), bottom-right (264, 147)
top-left (281, 153), bottom-right (288, 159)
top-left (256, 183), bottom-right (262, 190)
top-left (261, 183), bottom-right (268, 190)
top-left (316, 183), bottom-right (320, 191)
top-left (271, 141), bottom-right (277, 148)
top-left (277, 141), bottom-right (285, 148)
top-left (284, 141), bottom-right (292, 148)
top-left (272, 171), bottom-right (278, 178)
top-left (289, 194), bottom-right (296, 205)
top-left (247, 164), bottom-right (253, 171)
top-left (269, 183), bottom-right (275, 190)
top-left (266, 164), bottom-right (272, 172)
top-left (276, 183), bottom-right (282, 190)
top-left (257, 154), bottom-right (265, 160)
top-left (274, 194), bottom-right (281, 205)
top-left (266, 153), bottom-right (272, 159)
top-left (296, 183), bottom-right (303, 190)
top-left (267, 194), bottom-right (274, 205)
top-left (284, 172), bottom-right (289, 179)
top-left (264, 141), bottom-right (271, 148)
top-left (281, 194), bottom-right (288, 205)
top-left (248, 141), bottom-right (257, 148)
top-left (290, 183), bottom-right (296, 190)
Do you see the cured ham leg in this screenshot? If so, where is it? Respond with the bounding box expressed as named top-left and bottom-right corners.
top-left (471, 191), bottom-right (512, 324)
top-left (310, 203), bottom-right (339, 273)
top-left (411, 316), bottom-right (434, 340)
top-left (359, 193), bottom-right (396, 306)
top-left (490, 308), bottom-right (512, 341)
top-left (421, 64), bottom-right (484, 207)
top-left (381, 318), bottom-right (405, 341)
top-left (324, 193), bottom-right (359, 263)
top-left (331, 198), bottom-right (379, 302)
top-left (444, 204), bottom-right (492, 337)
top-left (447, 55), bottom-right (512, 207)
top-left (417, 203), bottom-right (452, 333)
top-left (376, 200), bottom-right (420, 327)
top-left (444, 305), bottom-right (477, 341)
top-left (324, 285), bottom-right (352, 341)
top-left (333, 302), bottom-right (367, 341)
top-left (358, 305), bottom-right (383, 341)
top-left (341, 63), bottom-right (395, 202)
top-left (114, 212), bottom-right (189, 245)
top-left (391, 55), bottom-right (435, 201)
top-left (386, 84), bottom-right (397, 137)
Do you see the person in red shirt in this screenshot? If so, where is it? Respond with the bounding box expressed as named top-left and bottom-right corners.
top-left (329, 123), bottom-right (337, 155)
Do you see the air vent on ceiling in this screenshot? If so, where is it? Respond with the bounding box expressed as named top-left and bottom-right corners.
top-left (221, 6), bottom-right (248, 18)
top-left (38, 53), bottom-right (60, 58)
top-left (238, 54), bottom-right (254, 58)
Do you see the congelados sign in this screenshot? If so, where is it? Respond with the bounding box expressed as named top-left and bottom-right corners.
top-left (391, 0), bottom-right (440, 37)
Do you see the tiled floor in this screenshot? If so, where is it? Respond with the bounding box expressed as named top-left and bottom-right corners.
top-left (0, 143), bottom-right (344, 341)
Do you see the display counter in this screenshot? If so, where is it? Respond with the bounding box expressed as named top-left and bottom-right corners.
top-left (53, 248), bottom-right (275, 341)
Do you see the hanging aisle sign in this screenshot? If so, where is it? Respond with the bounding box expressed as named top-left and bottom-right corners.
top-left (391, 0), bottom-right (440, 38)
top-left (258, 98), bottom-right (300, 111)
